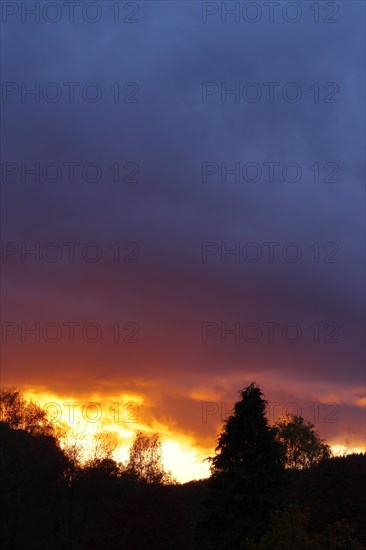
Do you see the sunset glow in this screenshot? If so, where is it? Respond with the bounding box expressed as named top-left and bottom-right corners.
top-left (22, 388), bottom-right (211, 482)
top-left (18, 383), bottom-right (365, 482)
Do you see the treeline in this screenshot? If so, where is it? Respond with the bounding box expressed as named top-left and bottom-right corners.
top-left (194, 383), bottom-right (366, 549)
top-left (1, 385), bottom-right (365, 549)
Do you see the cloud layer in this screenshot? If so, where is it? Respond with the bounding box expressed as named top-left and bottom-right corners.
top-left (1, 1), bottom-right (365, 477)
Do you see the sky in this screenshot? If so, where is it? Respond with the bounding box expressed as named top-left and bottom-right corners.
top-left (1, 0), bottom-right (365, 482)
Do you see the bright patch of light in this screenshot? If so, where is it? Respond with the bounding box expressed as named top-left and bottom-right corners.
top-left (162, 440), bottom-right (210, 483)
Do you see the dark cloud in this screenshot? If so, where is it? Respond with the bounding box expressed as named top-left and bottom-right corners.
top-left (1, 1), bottom-right (364, 455)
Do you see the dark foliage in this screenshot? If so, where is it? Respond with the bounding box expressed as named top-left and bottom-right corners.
top-left (194, 383), bottom-right (285, 549)
top-left (274, 414), bottom-right (331, 469)
top-left (0, 421), bottom-right (69, 550)
top-left (290, 453), bottom-right (366, 543)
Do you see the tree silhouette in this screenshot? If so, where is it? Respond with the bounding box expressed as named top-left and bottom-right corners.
top-left (0, 388), bottom-right (55, 436)
top-left (274, 414), bottom-right (331, 469)
top-left (195, 383), bottom-right (284, 549)
top-left (90, 429), bottom-right (117, 461)
top-left (126, 431), bottom-right (173, 484)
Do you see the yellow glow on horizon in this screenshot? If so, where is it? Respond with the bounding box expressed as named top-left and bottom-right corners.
top-left (331, 444), bottom-right (365, 456)
top-left (161, 440), bottom-right (210, 482)
top-left (23, 389), bottom-right (211, 482)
